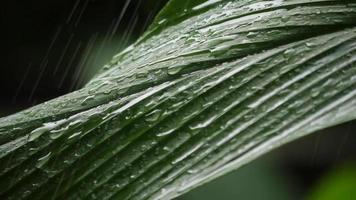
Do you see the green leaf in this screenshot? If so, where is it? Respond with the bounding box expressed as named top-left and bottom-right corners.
top-left (1, 0), bottom-right (356, 199)
top-left (147, 0), bottom-right (220, 32)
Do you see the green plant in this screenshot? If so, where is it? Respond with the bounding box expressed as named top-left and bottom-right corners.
top-left (1, 0), bottom-right (356, 199)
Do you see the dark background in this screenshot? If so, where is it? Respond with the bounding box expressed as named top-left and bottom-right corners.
top-left (0, 0), bottom-right (166, 115)
top-left (1, 1), bottom-right (355, 199)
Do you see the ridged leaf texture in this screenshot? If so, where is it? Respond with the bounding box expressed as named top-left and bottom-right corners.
top-left (1, 0), bottom-right (356, 199)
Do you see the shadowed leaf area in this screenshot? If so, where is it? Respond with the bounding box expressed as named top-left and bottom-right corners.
top-left (1, 0), bottom-right (356, 199)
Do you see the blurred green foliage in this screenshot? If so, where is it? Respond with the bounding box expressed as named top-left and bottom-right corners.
top-left (308, 163), bottom-right (356, 200)
top-left (178, 157), bottom-right (297, 200)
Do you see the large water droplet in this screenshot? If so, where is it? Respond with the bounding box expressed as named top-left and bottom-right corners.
top-left (167, 66), bottom-right (182, 75)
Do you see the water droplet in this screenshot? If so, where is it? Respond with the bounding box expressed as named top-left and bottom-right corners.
top-left (28, 128), bottom-right (46, 142)
top-left (36, 152), bottom-right (52, 169)
top-left (311, 89), bottom-right (320, 98)
top-left (81, 95), bottom-right (95, 106)
top-left (284, 48), bottom-right (296, 55)
top-left (167, 66), bottom-right (182, 75)
top-left (49, 130), bottom-right (65, 140)
top-left (187, 169), bottom-right (198, 174)
top-left (156, 129), bottom-right (174, 137)
top-left (246, 31), bottom-right (257, 38)
top-left (28, 120), bottom-right (66, 142)
top-left (68, 132), bottom-right (82, 140)
top-left (306, 42), bottom-right (316, 47)
top-left (145, 109), bottom-right (162, 122)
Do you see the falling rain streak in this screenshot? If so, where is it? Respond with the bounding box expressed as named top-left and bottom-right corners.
top-left (15, 0), bottom-right (157, 107)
